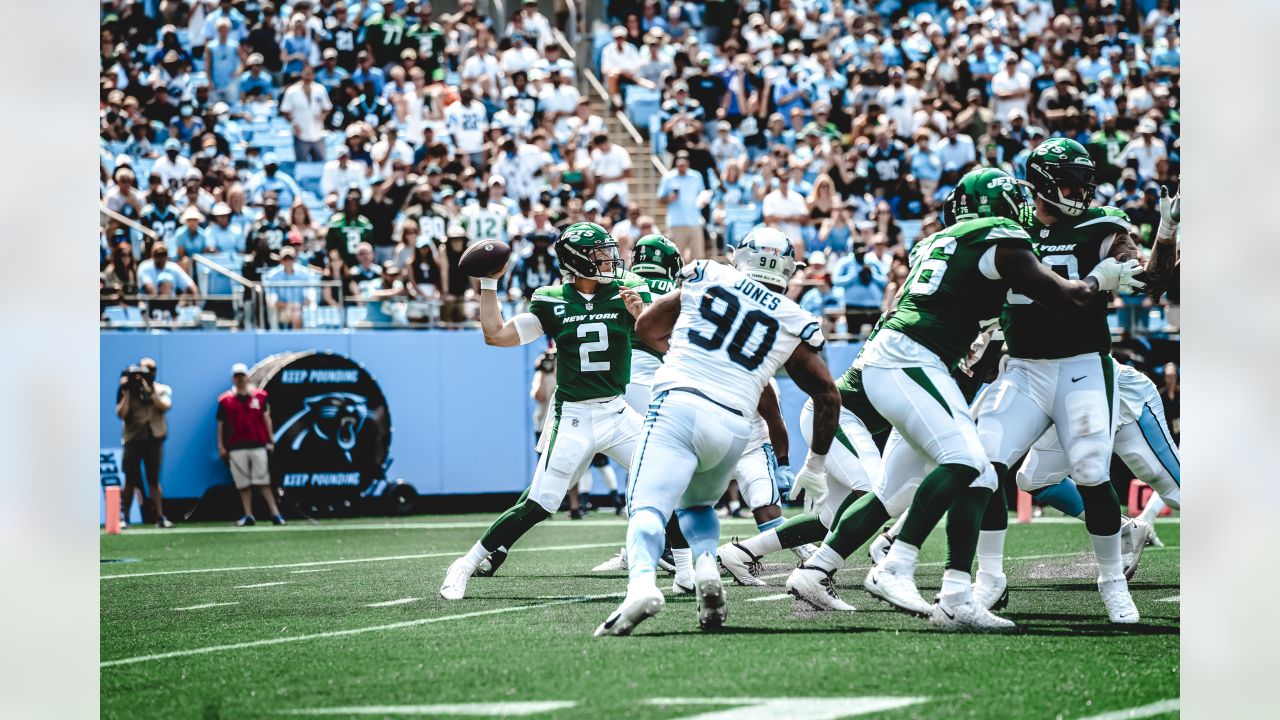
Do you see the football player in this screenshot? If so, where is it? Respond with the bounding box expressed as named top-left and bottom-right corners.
top-left (972, 142), bottom-right (1177, 624)
top-left (785, 167), bottom-right (1142, 631)
top-left (440, 222), bottom-right (650, 600)
top-left (595, 226), bottom-right (842, 636)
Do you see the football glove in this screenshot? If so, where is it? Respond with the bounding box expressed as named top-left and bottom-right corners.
top-left (787, 453), bottom-right (828, 507)
top-left (773, 464), bottom-right (796, 498)
top-left (1087, 257), bottom-right (1146, 293)
top-left (1157, 185), bottom-right (1180, 241)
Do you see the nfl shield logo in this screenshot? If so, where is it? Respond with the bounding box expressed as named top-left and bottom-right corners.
top-left (1040, 229), bottom-right (1050, 238)
top-left (585, 303), bottom-right (593, 310)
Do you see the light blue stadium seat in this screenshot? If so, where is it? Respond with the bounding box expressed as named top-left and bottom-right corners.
top-left (103, 305), bottom-right (145, 327)
top-left (625, 86), bottom-right (661, 132)
top-left (346, 305), bottom-right (368, 326)
top-left (293, 162), bottom-right (325, 196)
top-left (303, 305), bottom-right (343, 329)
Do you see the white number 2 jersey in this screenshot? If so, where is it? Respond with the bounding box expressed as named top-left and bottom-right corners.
top-left (653, 261), bottom-right (824, 416)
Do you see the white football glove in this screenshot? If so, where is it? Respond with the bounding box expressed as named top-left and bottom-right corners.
top-left (787, 453), bottom-right (828, 506)
top-left (1086, 257), bottom-right (1145, 293)
top-left (1157, 185), bottom-right (1180, 241)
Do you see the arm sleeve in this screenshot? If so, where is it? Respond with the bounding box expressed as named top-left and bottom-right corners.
top-left (513, 312), bottom-right (545, 345)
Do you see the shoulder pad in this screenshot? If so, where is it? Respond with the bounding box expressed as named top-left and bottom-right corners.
top-left (531, 285), bottom-right (567, 301)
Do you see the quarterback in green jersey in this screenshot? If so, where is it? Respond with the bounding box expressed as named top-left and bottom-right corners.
top-left (972, 138), bottom-right (1171, 624)
top-left (785, 166), bottom-right (1144, 631)
top-left (441, 222), bottom-right (651, 600)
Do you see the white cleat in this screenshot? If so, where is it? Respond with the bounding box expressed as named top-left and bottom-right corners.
top-left (594, 585), bottom-right (665, 637)
top-left (1147, 525), bottom-right (1165, 547)
top-left (717, 539), bottom-right (766, 586)
top-left (1123, 518), bottom-right (1153, 580)
top-left (694, 554), bottom-right (728, 630)
top-left (592, 548), bottom-right (628, 572)
top-left (868, 532), bottom-right (894, 565)
top-left (972, 570), bottom-right (1009, 611)
top-left (671, 576), bottom-right (695, 595)
top-left (791, 543), bottom-right (818, 563)
top-left (930, 590), bottom-right (1017, 633)
top-left (1099, 576), bottom-right (1140, 624)
top-left (785, 565), bottom-right (856, 611)
top-left (439, 558), bottom-right (474, 600)
top-left (864, 564), bottom-right (933, 617)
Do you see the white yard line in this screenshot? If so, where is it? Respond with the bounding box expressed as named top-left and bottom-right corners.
top-left (101, 542), bottom-right (621, 581)
top-left (281, 701), bottom-right (577, 716)
top-left (365, 598), bottom-right (421, 608)
top-left (235, 581), bottom-right (291, 589)
top-left (108, 518), bottom-right (767, 536)
top-left (101, 592), bottom-right (623, 668)
top-left (173, 602), bottom-right (239, 611)
top-left (289, 569), bottom-right (332, 574)
top-left (745, 593), bottom-right (792, 603)
top-left (1077, 698), bottom-right (1180, 720)
top-left (1157, 595), bottom-right (1180, 603)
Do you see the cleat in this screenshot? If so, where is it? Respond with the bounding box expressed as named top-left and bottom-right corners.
top-left (694, 554), bottom-right (727, 630)
top-left (271, 514), bottom-right (286, 526)
top-left (671, 577), bottom-right (694, 595)
top-left (717, 539), bottom-right (766, 586)
top-left (786, 565), bottom-right (856, 611)
top-left (930, 590), bottom-right (1017, 632)
top-left (1148, 525), bottom-right (1165, 547)
top-left (657, 548), bottom-right (677, 574)
top-left (473, 549), bottom-right (508, 577)
top-left (1123, 518), bottom-right (1153, 580)
top-left (156, 517), bottom-right (175, 529)
top-left (569, 508), bottom-right (584, 520)
top-left (972, 571), bottom-right (1009, 611)
top-left (236, 515), bottom-right (256, 527)
top-left (868, 531), bottom-right (894, 565)
top-left (595, 585), bottom-right (665, 637)
top-left (791, 543), bottom-right (818, 563)
top-left (591, 548), bottom-right (628, 572)
top-left (439, 557), bottom-right (474, 600)
top-left (1098, 576), bottom-right (1140, 624)
top-left (864, 564), bottom-right (932, 617)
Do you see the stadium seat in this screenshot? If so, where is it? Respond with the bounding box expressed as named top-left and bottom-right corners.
top-left (293, 162), bottom-right (326, 197)
top-left (625, 86), bottom-right (661, 134)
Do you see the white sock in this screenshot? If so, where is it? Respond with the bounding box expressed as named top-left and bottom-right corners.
top-left (976, 529), bottom-right (1007, 577)
top-left (1137, 494), bottom-right (1166, 524)
top-left (884, 540), bottom-right (920, 573)
top-left (886, 512), bottom-right (908, 540)
top-left (599, 465), bottom-right (618, 492)
top-left (941, 569), bottom-right (971, 596)
top-left (1090, 531), bottom-right (1124, 581)
top-left (462, 541), bottom-right (490, 569)
top-left (806, 543), bottom-right (846, 573)
top-left (673, 548), bottom-right (693, 579)
top-left (741, 529), bottom-right (783, 557)
top-left (728, 500), bottom-right (741, 513)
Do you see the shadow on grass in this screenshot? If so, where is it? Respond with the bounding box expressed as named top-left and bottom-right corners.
top-left (634, 625), bottom-right (881, 638)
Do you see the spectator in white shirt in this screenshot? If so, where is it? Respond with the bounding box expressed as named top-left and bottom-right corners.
top-left (538, 69), bottom-right (581, 140)
top-left (991, 54), bottom-right (1031, 125)
top-left (589, 134), bottom-right (633, 210)
top-left (762, 172), bottom-right (810, 259)
top-left (493, 88), bottom-right (534, 140)
top-left (321, 146), bottom-right (370, 206)
top-left (875, 67), bottom-right (922, 139)
top-left (932, 125), bottom-right (977, 173)
top-left (500, 33), bottom-right (540, 76)
top-left (153, 138), bottom-right (194, 191)
top-left (600, 26), bottom-right (647, 108)
top-left (709, 121), bottom-right (746, 172)
top-left (460, 36), bottom-right (500, 100)
top-left (1119, 118), bottom-right (1168, 181)
top-left (445, 88), bottom-right (489, 165)
top-left (278, 65), bottom-right (332, 162)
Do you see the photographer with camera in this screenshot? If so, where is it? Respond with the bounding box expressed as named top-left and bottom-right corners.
top-left (116, 357), bottom-right (174, 528)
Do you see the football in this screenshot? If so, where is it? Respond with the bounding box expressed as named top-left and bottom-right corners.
top-left (458, 240), bottom-right (511, 278)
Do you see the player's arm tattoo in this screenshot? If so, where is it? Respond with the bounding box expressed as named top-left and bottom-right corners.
top-left (756, 382), bottom-right (789, 464)
top-left (784, 343), bottom-right (839, 456)
top-left (634, 289), bottom-right (681, 354)
top-left (996, 246), bottom-right (1097, 313)
top-left (1139, 236), bottom-right (1178, 298)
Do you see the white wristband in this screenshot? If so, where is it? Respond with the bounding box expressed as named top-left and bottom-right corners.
top-left (479, 277), bottom-right (498, 291)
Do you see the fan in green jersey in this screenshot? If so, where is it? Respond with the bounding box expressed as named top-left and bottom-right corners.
top-left (440, 223), bottom-right (653, 600)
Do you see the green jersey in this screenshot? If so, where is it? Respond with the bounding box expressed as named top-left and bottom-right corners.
top-left (363, 13), bottom-right (408, 67)
top-left (1002, 207), bottom-right (1130, 359)
top-left (529, 276), bottom-right (652, 402)
top-left (326, 212), bottom-right (374, 263)
top-left (883, 217), bottom-right (1032, 369)
top-left (630, 271), bottom-right (676, 360)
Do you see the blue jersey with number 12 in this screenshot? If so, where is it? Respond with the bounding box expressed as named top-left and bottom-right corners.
top-left (654, 261), bottom-right (824, 416)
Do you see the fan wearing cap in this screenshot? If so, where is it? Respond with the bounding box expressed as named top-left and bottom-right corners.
top-left (246, 151), bottom-right (302, 208)
top-left (321, 146), bottom-right (370, 204)
top-left (153, 137), bottom-right (194, 190)
top-left (1037, 67), bottom-right (1085, 132)
top-left (1117, 117), bottom-right (1167, 182)
top-left (439, 222), bottom-right (650, 601)
top-left (493, 87), bottom-right (534, 140)
top-left (217, 363), bottom-right (285, 527)
top-left (600, 25), bottom-right (647, 108)
top-left (206, 202), bottom-right (245, 253)
top-left (659, 80), bottom-right (705, 136)
top-left (261, 244), bottom-right (319, 329)
top-left (137, 242), bottom-right (197, 298)
top-left (236, 52), bottom-right (275, 100)
top-left (325, 184), bottom-right (375, 265)
top-left (174, 205), bottom-right (211, 266)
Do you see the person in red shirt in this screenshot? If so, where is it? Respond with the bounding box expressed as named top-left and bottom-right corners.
top-left (217, 363), bottom-right (285, 526)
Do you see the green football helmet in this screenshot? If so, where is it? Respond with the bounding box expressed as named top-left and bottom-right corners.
top-left (943, 167), bottom-right (1029, 225)
top-left (630, 234), bottom-right (683, 284)
top-left (555, 222), bottom-right (625, 284)
top-left (1026, 137), bottom-right (1096, 218)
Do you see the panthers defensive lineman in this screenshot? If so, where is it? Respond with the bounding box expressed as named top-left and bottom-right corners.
top-left (595, 226), bottom-right (841, 636)
top-left (972, 140), bottom-right (1171, 624)
top-left (440, 222), bottom-right (650, 600)
top-left (786, 167), bottom-right (1142, 630)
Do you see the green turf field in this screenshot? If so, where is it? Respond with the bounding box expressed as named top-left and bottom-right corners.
top-left (101, 514), bottom-right (1179, 720)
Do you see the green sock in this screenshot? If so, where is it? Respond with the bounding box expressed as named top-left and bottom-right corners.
top-left (898, 463), bottom-right (982, 548)
top-left (516, 486), bottom-right (531, 504)
top-left (824, 492), bottom-right (892, 558)
top-left (946, 487), bottom-right (991, 572)
top-left (1078, 483), bottom-right (1122, 536)
top-left (981, 466), bottom-right (1009, 532)
top-left (479, 499), bottom-right (551, 552)
top-left (775, 514), bottom-right (827, 548)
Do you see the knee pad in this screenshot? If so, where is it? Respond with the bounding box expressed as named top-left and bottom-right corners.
top-left (1069, 457), bottom-right (1109, 487)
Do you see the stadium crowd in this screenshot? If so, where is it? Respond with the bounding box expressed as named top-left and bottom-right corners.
top-left (99, 0), bottom-right (1179, 338)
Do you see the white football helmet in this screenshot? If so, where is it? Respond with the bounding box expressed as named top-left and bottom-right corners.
top-left (732, 226), bottom-right (801, 289)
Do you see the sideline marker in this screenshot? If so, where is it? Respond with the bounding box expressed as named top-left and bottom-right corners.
top-left (1015, 490), bottom-right (1033, 524)
top-left (105, 486), bottom-right (122, 535)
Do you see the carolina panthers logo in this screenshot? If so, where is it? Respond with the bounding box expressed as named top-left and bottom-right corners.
top-left (275, 392), bottom-right (369, 464)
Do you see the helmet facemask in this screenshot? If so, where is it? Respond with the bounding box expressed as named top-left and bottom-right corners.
top-left (1032, 162), bottom-right (1096, 218)
top-left (558, 238), bottom-right (626, 284)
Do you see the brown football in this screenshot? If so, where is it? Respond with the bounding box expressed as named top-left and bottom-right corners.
top-left (458, 240), bottom-right (511, 278)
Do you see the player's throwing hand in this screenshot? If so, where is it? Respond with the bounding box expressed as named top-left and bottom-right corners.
top-left (619, 287), bottom-right (645, 318)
